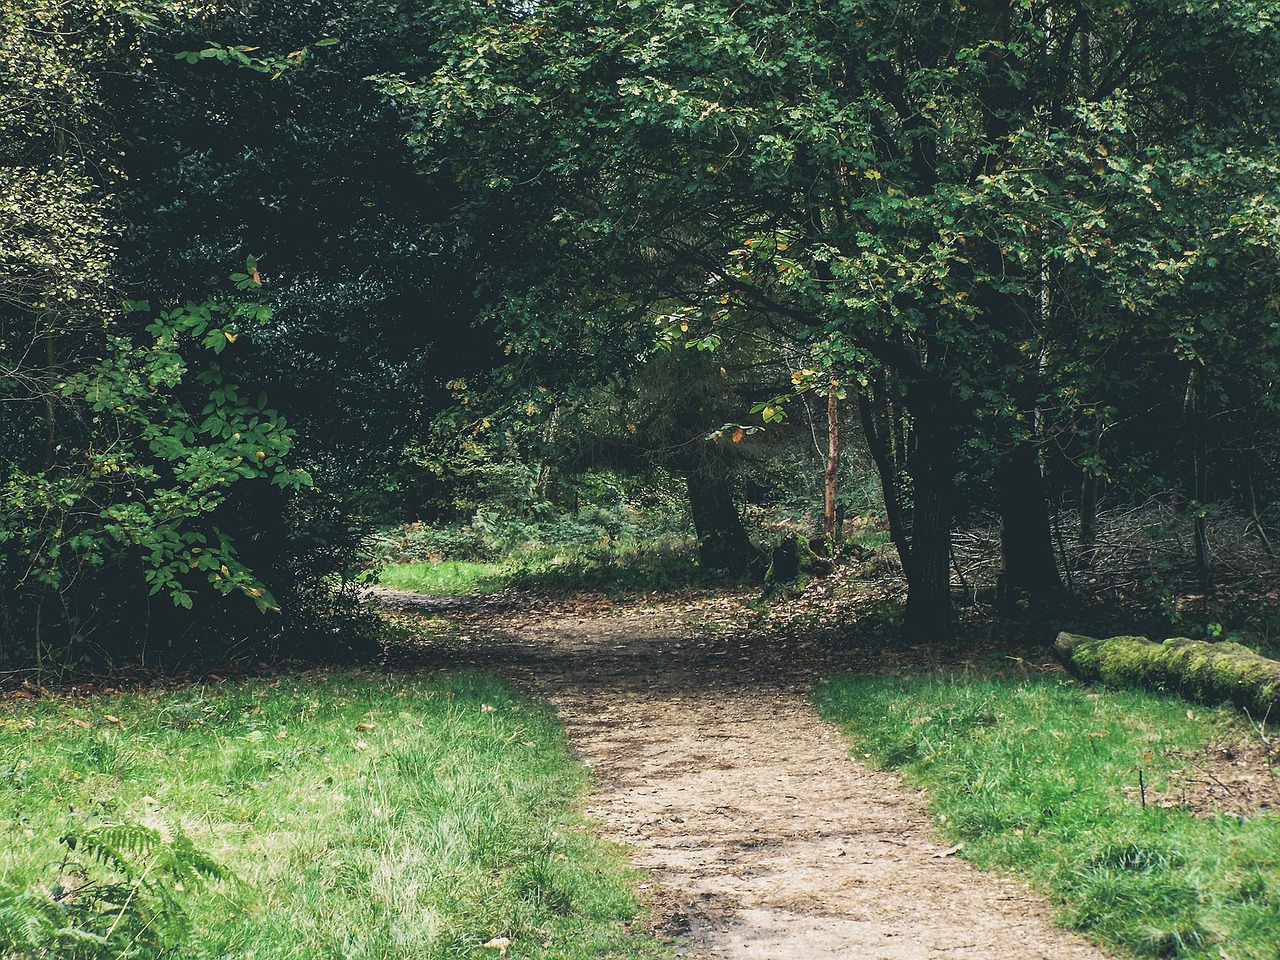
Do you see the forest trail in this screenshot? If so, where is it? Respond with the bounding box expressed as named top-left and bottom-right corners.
top-left (379, 591), bottom-right (1109, 960)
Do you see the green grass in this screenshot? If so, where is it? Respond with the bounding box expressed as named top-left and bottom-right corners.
top-left (377, 541), bottom-right (736, 598)
top-left (377, 560), bottom-right (508, 594)
top-left (0, 672), bottom-right (667, 960)
top-left (815, 673), bottom-right (1280, 959)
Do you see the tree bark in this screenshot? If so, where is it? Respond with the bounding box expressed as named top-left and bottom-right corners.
top-left (996, 443), bottom-right (1064, 607)
top-left (902, 381), bottom-right (955, 644)
top-left (825, 378), bottom-right (840, 542)
top-left (857, 379), bottom-right (911, 570)
top-left (685, 461), bottom-right (762, 577)
top-left (1079, 468), bottom-right (1099, 563)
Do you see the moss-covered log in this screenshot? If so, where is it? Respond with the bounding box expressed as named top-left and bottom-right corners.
top-left (1054, 632), bottom-right (1280, 718)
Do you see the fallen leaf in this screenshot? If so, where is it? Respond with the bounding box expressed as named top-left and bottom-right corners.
top-left (480, 704), bottom-right (497, 713)
top-left (483, 937), bottom-right (511, 957)
top-left (355, 720), bottom-right (376, 732)
top-left (934, 843), bottom-right (965, 858)
top-left (353, 739), bottom-right (369, 751)
top-left (104, 715), bottom-right (122, 724)
top-left (69, 718), bottom-right (91, 729)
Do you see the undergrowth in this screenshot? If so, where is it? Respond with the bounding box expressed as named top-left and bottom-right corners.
top-left (815, 673), bottom-right (1280, 959)
top-left (0, 673), bottom-right (666, 960)
top-left (376, 541), bottom-right (742, 597)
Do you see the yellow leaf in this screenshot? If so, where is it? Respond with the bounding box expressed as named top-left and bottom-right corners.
top-left (224, 331), bottom-right (238, 343)
top-left (256, 450), bottom-right (265, 460)
top-left (355, 720), bottom-right (376, 731)
top-left (731, 427), bottom-right (745, 443)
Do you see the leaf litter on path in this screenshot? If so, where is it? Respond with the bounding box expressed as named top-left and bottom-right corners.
top-left (380, 591), bottom-right (1111, 960)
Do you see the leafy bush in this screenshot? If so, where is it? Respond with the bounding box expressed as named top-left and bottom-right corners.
top-left (0, 280), bottom-right (315, 674)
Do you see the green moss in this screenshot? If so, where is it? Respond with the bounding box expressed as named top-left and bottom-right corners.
top-left (1054, 631), bottom-right (1280, 719)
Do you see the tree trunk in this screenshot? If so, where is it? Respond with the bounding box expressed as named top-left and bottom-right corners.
top-left (996, 443), bottom-right (1064, 607)
top-left (1079, 468), bottom-right (1099, 563)
top-left (825, 378), bottom-right (840, 542)
top-left (902, 381), bottom-right (954, 644)
top-left (685, 462), bottom-right (762, 578)
top-left (857, 380), bottom-right (911, 570)
top-left (1185, 367), bottom-right (1211, 585)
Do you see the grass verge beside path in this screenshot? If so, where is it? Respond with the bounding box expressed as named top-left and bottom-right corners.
top-left (0, 671), bottom-right (666, 960)
top-left (376, 543), bottom-right (724, 597)
top-left (816, 674), bottom-right (1280, 960)
top-left (377, 560), bottom-right (509, 595)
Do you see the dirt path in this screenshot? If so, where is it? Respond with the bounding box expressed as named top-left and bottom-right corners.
top-left (380, 592), bottom-right (1109, 960)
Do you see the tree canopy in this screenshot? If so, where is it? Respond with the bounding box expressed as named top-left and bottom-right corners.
top-left (2, 0), bottom-right (1278, 668)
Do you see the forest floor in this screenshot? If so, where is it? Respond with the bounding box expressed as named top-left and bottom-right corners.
top-left (375, 587), bottom-right (1113, 960)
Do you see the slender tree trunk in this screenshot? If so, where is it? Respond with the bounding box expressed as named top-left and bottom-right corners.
top-left (1080, 468), bottom-right (1099, 563)
top-left (1185, 368), bottom-right (1211, 584)
top-left (996, 443), bottom-right (1064, 607)
top-left (1248, 475), bottom-right (1275, 559)
top-left (535, 406), bottom-right (560, 502)
top-left (857, 382), bottom-right (911, 570)
top-left (825, 377), bottom-right (840, 542)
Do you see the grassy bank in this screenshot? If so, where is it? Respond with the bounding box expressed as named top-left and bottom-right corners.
top-left (0, 672), bottom-right (666, 960)
top-left (376, 542), bottom-right (717, 597)
top-left (377, 560), bottom-right (509, 595)
top-left (815, 673), bottom-right (1280, 959)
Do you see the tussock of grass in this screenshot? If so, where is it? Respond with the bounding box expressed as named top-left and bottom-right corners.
top-left (815, 674), bottom-right (1280, 959)
top-left (377, 560), bottom-right (508, 594)
top-left (0, 673), bottom-right (666, 960)
top-left (377, 541), bottom-right (734, 598)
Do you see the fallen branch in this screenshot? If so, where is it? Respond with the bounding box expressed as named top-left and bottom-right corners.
top-left (1053, 632), bottom-right (1280, 719)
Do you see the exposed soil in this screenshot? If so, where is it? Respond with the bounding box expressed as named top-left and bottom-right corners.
top-left (378, 589), bottom-right (1111, 960)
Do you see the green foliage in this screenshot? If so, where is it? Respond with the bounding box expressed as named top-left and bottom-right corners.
top-left (1, 277), bottom-right (307, 670)
top-left (0, 814), bottom-right (229, 959)
top-left (386, 0), bottom-right (1280, 633)
top-left (817, 674), bottom-right (1280, 958)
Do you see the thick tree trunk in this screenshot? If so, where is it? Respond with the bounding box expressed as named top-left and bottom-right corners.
top-left (685, 463), bottom-right (762, 577)
top-left (996, 443), bottom-right (1064, 607)
top-left (902, 382), bottom-right (955, 644)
